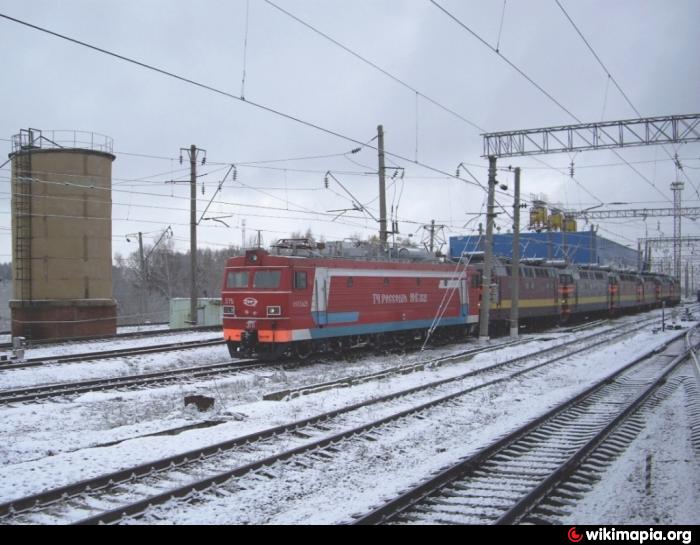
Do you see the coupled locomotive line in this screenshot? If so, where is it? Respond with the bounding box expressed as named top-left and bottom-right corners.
top-left (0, 315), bottom-right (667, 524)
top-left (352, 330), bottom-right (698, 525)
top-left (0, 324), bottom-right (219, 351)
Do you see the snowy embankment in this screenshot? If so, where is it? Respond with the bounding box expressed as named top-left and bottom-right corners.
top-left (0, 309), bottom-right (695, 523)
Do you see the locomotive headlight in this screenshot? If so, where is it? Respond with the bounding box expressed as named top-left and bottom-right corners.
top-left (223, 306), bottom-right (236, 316)
top-left (267, 305), bottom-right (281, 316)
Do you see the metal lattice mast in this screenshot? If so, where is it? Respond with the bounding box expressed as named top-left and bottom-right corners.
top-left (671, 181), bottom-right (684, 282)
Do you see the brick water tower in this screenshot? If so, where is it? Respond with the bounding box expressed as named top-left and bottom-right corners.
top-left (9, 128), bottom-right (117, 340)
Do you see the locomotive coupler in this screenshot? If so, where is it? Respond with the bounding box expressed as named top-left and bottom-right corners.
top-left (240, 321), bottom-right (259, 355)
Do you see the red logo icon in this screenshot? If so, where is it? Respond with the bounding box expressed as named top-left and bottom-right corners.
top-left (568, 527), bottom-right (583, 543)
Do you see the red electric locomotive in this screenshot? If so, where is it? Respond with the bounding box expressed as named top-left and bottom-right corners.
top-left (221, 248), bottom-right (479, 358)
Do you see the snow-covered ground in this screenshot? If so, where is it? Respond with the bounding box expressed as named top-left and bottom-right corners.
top-left (559, 369), bottom-right (700, 525)
top-left (0, 308), bottom-right (697, 524)
top-left (0, 329), bottom-right (222, 362)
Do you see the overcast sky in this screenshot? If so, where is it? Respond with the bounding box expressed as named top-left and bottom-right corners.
top-left (0, 0), bottom-right (698, 265)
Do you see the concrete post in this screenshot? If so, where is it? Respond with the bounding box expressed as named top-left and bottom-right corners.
top-left (479, 155), bottom-right (497, 340)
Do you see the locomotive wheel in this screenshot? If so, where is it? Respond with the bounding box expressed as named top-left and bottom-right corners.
top-left (294, 341), bottom-right (313, 360)
top-left (331, 338), bottom-right (346, 357)
top-left (394, 332), bottom-right (408, 347)
top-left (392, 332), bottom-right (409, 354)
top-left (372, 333), bottom-right (389, 355)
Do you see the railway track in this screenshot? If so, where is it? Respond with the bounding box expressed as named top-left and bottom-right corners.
top-left (263, 316), bottom-right (649, 401)
top-left (0, 355), bottom-right (262, 405)
top-left (352, 330), bottom-right (698, 525)
top-left (0, 315), bottom-right (680, 524)
top-left (0, 337), bottom-right (225, 372)
top-left (0, 324), bottom-right (220, 352)
top-left (0, 313), bottom-right (649, 405)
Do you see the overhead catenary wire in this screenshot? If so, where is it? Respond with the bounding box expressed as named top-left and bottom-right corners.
top-left (553, 0), bottom-right (700, 201)
top-left (240, 0), bottom-right (251, 99)
top-left (429, 0), bottom-right (675, 205)
top-left (2, 8), bottom-right (691, 252)
top-left (2, 173), bottom-right (483, 234)
top-left (495, 0), bottom-right (508, 53)
top-left (262, 0), bottom-right (487, 134)
top-left (0, 11), bottom-right (499, 201)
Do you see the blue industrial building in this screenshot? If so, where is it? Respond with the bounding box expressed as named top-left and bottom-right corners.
top-left (450, 230), bottom-right (639, 269)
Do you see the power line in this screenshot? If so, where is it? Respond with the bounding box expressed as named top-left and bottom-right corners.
top-left (263, 0), bottom-right (486, 133)
top-left (1, 174), bottom-right (459, 233)
top-left (0, 11), bottom-right (493, 197)
top-left (429, 0), bottom-right (580, 122)
top-left (553, 0), bottom-right (700, 201)
top-left (553, 0), bottom-right (640, 118)
top-left (429, 0), bottom-right (674, 204)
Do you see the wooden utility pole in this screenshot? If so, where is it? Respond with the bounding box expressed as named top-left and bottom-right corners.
top-left (510, 168), bottom-right (521, 338)
top-left (377, 124), bottom-right (387, 251)
top-left (479, 156), bottom-right (497, 340)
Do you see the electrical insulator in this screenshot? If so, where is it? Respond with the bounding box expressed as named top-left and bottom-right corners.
top-left (569, 161), bottom-right (575, 178)
top-left (202, 182), bottom-right (205, 195)
top-left (324, 175), bottom-right (329, 189)
top-left (202, 156), bottom-right (206, 165)
top-left (179, 155), bottom-right (183, 165)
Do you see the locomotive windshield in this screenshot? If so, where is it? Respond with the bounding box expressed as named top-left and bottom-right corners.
top-left (253, 270), bottom-right (282, 289)
top-left (226, 271), bottom-right (249, 289)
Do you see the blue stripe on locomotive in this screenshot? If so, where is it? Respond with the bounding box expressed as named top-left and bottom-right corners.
top-left (307, 315), bottom-right (470, 339)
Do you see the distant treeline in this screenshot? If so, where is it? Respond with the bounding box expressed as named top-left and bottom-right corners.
top-left (0, 263), bottom-right (11, 283)
top-left (0, 246), bottom-right (241, 326)
top-left (113, 243), bottom-right (241, 325)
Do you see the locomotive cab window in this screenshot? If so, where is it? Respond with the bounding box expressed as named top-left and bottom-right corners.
top-left (226, 271), bottom-right (249, 289)
top-left (293, 271), bottom-right (307, 290)
top-left (253, 270), bottom-right (281, 289)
